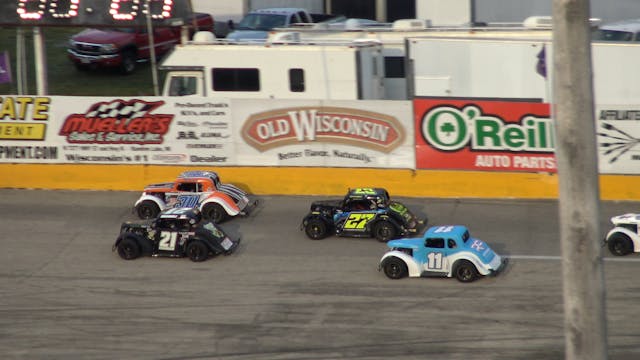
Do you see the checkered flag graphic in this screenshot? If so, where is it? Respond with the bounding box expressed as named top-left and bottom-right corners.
top-left (85, 100), bottom-right (162, 119)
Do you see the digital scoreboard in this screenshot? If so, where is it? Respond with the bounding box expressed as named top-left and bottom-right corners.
top-left (0, 0), bottom-right (193, 27)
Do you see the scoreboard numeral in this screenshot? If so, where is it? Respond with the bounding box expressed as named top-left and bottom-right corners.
top-left (17, 0), bottom-right (46, 20)
top-left (109, 0), bottom-right (140, 21)
top-left (14, 0), bottom-right (178, 22)
top-left (49, 0), bottom-right (80, 19)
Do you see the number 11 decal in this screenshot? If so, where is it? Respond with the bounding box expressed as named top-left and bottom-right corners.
top-left (427, 252), bottom-right (443, 270)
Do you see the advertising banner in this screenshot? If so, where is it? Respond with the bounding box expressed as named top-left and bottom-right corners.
top-left (596, 105), bottom-right (640, 174)
top-left (414, 98), bottom-right (556, 172)
top-left (0, 96), bottom-right (414, 169)
top-left (0, 96), bottom-right (235, 165)
top-left (233, 99), bottom-right (415, 169)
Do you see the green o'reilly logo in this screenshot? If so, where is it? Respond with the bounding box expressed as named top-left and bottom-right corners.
top-left (421, 105), bottom-right (555, 153)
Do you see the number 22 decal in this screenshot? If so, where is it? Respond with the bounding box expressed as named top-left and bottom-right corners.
top-left (159, 231), bottom-right (178, 251)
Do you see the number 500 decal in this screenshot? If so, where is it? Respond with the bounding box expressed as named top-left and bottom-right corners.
top-left (343, 213), bottom-right (375, 230)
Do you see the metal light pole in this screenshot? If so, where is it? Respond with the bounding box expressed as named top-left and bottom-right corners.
top-left (16, 27), bottom-right (28, 94)
top-left (145, 0), bottom-right (159, 96)
top-left (552, 0), bottom-right (608, 358)
top-left (33, 27), bottom-right (48, 95)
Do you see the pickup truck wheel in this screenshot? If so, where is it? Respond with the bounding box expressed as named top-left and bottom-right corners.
top-left (117, 237), bottom-right (141, 260)
top-left (608, 233), bottom-right (633, 256)
top-left (453, 260), bottom-right (479, 283)
top-left (382, 257), bottom-right (407, 279)
top-left (202, 203), bottom-right (227, 223)
top-left (74, 63), bottom-right (89, 71)
top-left (120, 50), bottom-right (136, 75)
top-left (186, 240), bottom-right (209, 262)
top-left (373, 221), bottom-right (396, 242)
top-left (304, 218), bottom-right (328, 240)
top-left (136, 200), bottom-right (160, 219)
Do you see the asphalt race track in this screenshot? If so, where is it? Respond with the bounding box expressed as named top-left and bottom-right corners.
top-left (1, 189), bottom-right (640, 360)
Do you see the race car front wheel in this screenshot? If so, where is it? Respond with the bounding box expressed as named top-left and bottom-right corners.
top-left (608, 233), bottom-right (633, 256)
top-left (305, 218), bottom-right (328, 240)
top-left (453, 260), bottom-right (479, 283)
top-left (117, 238), bottom-right (141, 260)
top-left (382, 257), bottom-right (408, 279)
top-left (202, 203), bottom-right (227, 223)
top-left (373, 221), bottom-right (396, 242)
top-left (186, 240), bottom-right (209, 262)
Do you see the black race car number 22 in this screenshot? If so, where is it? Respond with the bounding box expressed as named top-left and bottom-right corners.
top-left (343, 213), bottom-right (375, 230)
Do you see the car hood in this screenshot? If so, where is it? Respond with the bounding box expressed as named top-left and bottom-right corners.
top-left (195, 221), bottom-right (240, 252)
top-left (388, 201), bottom-right (420, 229)
top-left (217, 182), bottom-right (249, 204)
top-left (611, 213), bottom-right (640, 225)
top-left (463, 238), bottom-right (498, 263)
top-left (71, 28), bottom-right (131, 44)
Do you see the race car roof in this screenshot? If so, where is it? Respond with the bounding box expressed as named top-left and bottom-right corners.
top-left (346, 187), bottom-right (389, 199)
top-left (424, 225), bottom-right (470, 239)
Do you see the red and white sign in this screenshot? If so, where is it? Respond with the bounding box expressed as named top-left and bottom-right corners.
top-left (415, 99), bottom-right (556, 172)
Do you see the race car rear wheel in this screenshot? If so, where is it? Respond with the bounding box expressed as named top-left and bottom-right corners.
top-left (186, 240), bottom-right (209, 262)
top-left (305, 218), bottom-right (328, 240)
top-left (136, 200), bottom-right (160, 219)
top-left (373, 221), bottom-right (396, 242)
top-left (608, 233), bottom-right (633, 256)
top-left (202, 203), bottom-right (227, 223)
top-left (382, 257), bottom-right (408, 279)
top-left (117, 238), bottom-right (141, 260)
top-left (453, 260), bottom-right (479, 283)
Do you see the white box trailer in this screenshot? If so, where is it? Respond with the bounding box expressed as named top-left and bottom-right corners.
top-left (407, 36), bottom-right (551, 101)
top-left (160, 33), bottom-right (384, 100)
top-left (407, 35), bottom-right (640, 104)
top-left (268, 18), bottom-right (553, 99)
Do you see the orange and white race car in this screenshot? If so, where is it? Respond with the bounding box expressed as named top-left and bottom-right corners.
top-left (134, 171), bottom-right (255, 223)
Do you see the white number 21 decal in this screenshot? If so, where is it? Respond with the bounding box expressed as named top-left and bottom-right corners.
top-left (159, 231), bottom-right (178, 251)
top-left (427, 252), bottom-right (443, 270)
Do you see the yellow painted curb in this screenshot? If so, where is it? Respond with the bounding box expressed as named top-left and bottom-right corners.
top-left (0, 164), bottom-right (638, 201)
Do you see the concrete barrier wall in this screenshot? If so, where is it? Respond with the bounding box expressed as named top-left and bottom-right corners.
top-left (2, 164), bottom-right (638, 200)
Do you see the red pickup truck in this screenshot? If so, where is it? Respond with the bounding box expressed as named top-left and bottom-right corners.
top-left (67, 13), bottom-right (214, 75)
